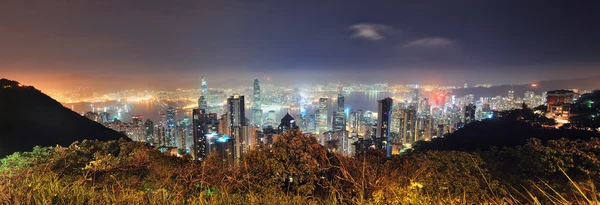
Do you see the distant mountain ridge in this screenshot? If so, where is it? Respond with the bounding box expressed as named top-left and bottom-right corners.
top-left (0, 78), bottom-right (128, 158)
top-left (452, 75), bottom-right (600, 98)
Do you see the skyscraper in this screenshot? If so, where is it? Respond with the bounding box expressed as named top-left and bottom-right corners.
top-left (201, 76), bottom-right (207, 96)
top-left (192, 109), bottom-right (208, 160)
top-left (227, 95), bottom-right (246, 159)
top-left (198, 76), bottom-right (208, 111)
top-left (165, 107), bottom-right (176, 147)
top-left (464, 104), bottom-right (476, 124)
top-left (252, 79), bottom-right (263, 126)
top-left (332, 93), bottom-right (346, 132)
top-left (144, 119), bottom-right (154, 145)
top-left (198, 96), bottom-right (207, 110)
top-left (317, 98), bottom-right (328, 134)
top-left (376, 97), bottom-right (393, 157)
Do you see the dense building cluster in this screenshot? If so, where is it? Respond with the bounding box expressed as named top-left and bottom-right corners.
top-left (76, 77), bottom-right (597, 161)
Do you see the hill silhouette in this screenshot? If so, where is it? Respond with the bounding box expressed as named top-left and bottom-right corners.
top-left (452, 75), bottom-right (600, 98)
top-left (0, 78), bottom-right (128, 158)
top-left (415, 119), bottom-right (600, 151)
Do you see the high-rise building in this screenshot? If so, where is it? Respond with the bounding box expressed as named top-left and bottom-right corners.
top-left (464, 104), bottom-right (476, 124)
top-left (266, 110), bottom-right (277, 127)
top-left (317, 98), bottom-right (329, 134)
top-left (227, 95), bottom-right (246, 159)
top-left (144, 119), bottom-right (154, 145)
top-left (165, 107), bottom-right (176, 147)
top-left (198, 96), bottom-right (207, 111)
top-left (201, 76), bottom-right (207, 96)
top-left (376, 97), bottom-right (393, 157)
top-left (192, 109), bottom-right (208, 160)
top-left (214, 135), bottom-right (234, 165)
top-left (252, 79), bottom-right (263, 126)
top-left (332, 93), bottom-right (346, 132)
top-left (508, 90), bottom-right (515, 100)
top-left (228, 95), bottom-right (245, 128)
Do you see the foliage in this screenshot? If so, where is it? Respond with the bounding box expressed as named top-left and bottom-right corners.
top-left (570, 90), bottom-right (600, 130)
top-left (1, 133), bottom-right (600, 204)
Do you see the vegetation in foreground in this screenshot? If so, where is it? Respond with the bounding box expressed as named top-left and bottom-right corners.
top-left (1, 131), bottom-right (600, 204)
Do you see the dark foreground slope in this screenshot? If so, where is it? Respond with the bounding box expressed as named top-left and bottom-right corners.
top-left (415, 119), bottom-right (600, 151)
top-left (0, 78), bottom-right (127, 158)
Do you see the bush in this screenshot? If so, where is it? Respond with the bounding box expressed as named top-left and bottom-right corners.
top-left (1, 133), bottom-right (599, 204)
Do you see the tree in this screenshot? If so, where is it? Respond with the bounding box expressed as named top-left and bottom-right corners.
top-left (570, 90), bottom-right (600, 131)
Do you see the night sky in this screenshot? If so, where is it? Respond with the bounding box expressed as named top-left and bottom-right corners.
top-left (1, 0), bottom-right (600, 91)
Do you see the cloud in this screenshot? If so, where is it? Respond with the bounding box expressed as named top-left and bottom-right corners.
top-left (404, 37), bottom-right (454, 48)
top-left (349, 23), bottom-right (391, 40)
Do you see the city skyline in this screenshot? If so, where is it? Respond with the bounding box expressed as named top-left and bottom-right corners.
top-left (2, 0), bottom-right (600, 91)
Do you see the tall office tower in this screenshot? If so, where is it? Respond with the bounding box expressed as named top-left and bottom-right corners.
top-left (165, 107), bottom-right (176, 147)
top-left (400, 106), bottom-right (417, 145)
top-left (332, 93), bottom-right (346, 132)
top-left (355, 110), bottom-right (364, 134)
top-left (411, 89), bottom-right (419, 104)
top-left (214, 135), bottom-right (234, 165)
top-left (198, 96), bottom-right (207, 110)
top-left (348, 110), bottom-right (358, 133)
top-left (390, 105), bottom-right (403, 144)
top-left (192, 109), bottom-right (208, 160)
top-left (308, 114), bottom-right (316, 133)
top-left (266, 110), bottom-right (277, 126)
top-left (144, 119), bottom-right (154, 145)
top-left (252, 79), bottom-right (263, 126)
top-left (508, 90), bottom-right (515, 100)
top-left (227, 95), bottom-right (246, 159)
top-left (376, 98), bottom-right (393, 157)
top-left (464, 104), bottom-right (476, 124)
top-left (201, 76), bottom-right (208, 96)
top-left (218, 114), bottom-right (231, 136)
top-left (181, 116), bottom-right (193, 152)
top-left (317, 98), bottom-right (329, 134)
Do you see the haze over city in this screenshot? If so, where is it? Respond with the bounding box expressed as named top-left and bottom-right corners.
top-left (2, 1), bottom-right (600, 204)
top-left (2, 0), bottom-right (600, 91)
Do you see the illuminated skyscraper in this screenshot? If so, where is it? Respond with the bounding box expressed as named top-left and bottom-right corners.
top-left (198, 76), bottom-right (208, 110)
top-left (165, 107), bottom-right (176, 147)
top-left (266, 110), bottom-right (276, 126)
top-left (332, 93), bottom-right (346, 132)
top-left (227, 95), bottom-right (246, 159)
top-left (376, 97), bottom-right (393, 157)
top-left (317, 98), bottom-right (329, 134)
top-left (201, 76), bottom-right (207, 96)
top-left (252, 79), bottom-right (263, 126)
top-left (144, 119), bottom-right (154, 145)
top-left (198, 96), bottom-right (207, 110)
top-left (192, 109), bottom-right (208, 160)
top-left (464, 104), bottom-right (476, 124)
top-left (508, 90), bottom-right (515, 100)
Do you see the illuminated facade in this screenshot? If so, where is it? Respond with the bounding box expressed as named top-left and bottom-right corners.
top-left (227, 95), bottom-right (247, 159)
top-left (252, 79), bottom-right (263, 126)
top-left (332, 93), bottom-right (346, 132)
top-left (165, 107), bottom-right (176, 147)
top-left (317, 98), bottom-right (329, 134)
top-left (144, 119), bottom-right (154, 145)
top-left (376, 97), bottom-right (393, 157)
top-left (192, 109), bottom-right (208, 160)
top-left (464, 104), bottom-right (476, 124)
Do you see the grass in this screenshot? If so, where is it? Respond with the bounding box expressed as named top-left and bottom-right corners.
top-left (1, 136), bottom-right (599, 204)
